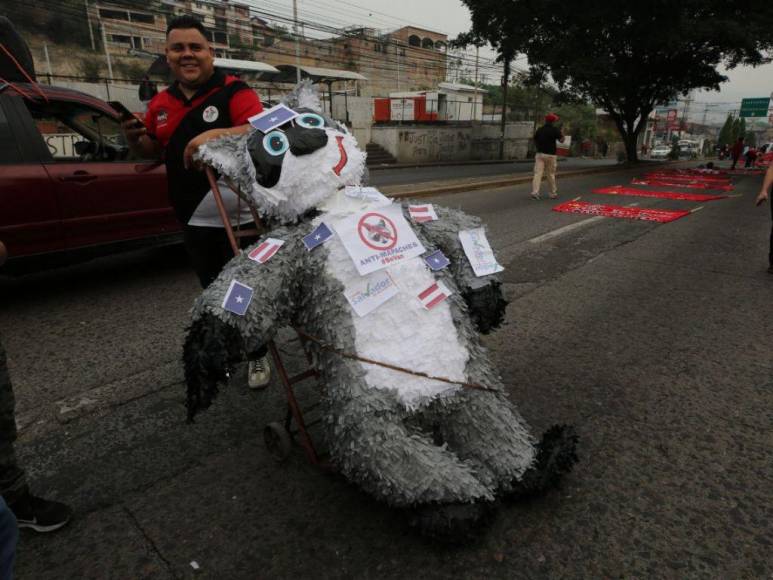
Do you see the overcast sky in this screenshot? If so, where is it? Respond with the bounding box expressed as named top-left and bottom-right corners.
top-left (262, 0), bottom-right (773, 124)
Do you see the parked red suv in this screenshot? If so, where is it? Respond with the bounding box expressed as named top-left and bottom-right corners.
top-left (0, 82), bottom-right (180, 273)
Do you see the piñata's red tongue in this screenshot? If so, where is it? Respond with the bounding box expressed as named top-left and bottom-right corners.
top-left (333, 135), bottom-right (348, 176)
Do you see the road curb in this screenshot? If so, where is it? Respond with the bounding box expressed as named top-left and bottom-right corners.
top-left (381, 161), bottom-right (685, 198)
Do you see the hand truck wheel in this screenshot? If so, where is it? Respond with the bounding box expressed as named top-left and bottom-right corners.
top-left (264, 422), bottom-right (292, 462)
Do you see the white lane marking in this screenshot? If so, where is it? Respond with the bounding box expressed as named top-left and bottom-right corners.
top-left (690, 205), bottom-right (704, 213)
top-left (529, 202), bottom-right (639, 244)
top-left (528, 216), bottom-right (605, 243)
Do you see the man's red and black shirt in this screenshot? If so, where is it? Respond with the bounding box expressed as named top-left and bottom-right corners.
top-left (145, 70), bottom-right (263, 224)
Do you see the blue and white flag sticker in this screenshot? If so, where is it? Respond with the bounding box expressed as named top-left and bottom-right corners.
top-left (424, 249), bottom-right (450, 271)
top-left (222, 280), bottom-right (254, 316)
top-left (303, 222), bottom-right (334, 251)
top-left (248, 104), bottom-right (298, 133)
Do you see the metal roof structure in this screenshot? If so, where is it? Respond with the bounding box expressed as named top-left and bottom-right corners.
top-left (270, 64), bottom-right (367, 84)
top-left (213, 58), bottom-right (279, 75)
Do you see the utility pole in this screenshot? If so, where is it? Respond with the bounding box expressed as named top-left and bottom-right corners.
top-left (472, 45), bottom-right (479, 120)
top-left (396, 42), bottom-right (401, 91)
top-left (43, 43), bottom-right (53, 83)
top-left (701, 103), bottom-right (710, 128)
top-left (499, 58), bottom-right (510, 160)
top-left (292, 0), bottom-right (301, 83)
top-left (100, 21), bottom-right (113, 80)
top-left (680, 91), bottom-right (693, 137)
top-left (84, 0), bottom-right (96, 51)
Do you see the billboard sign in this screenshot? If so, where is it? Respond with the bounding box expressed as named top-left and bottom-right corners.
top-left (739, 97), bottom-right (770, 118)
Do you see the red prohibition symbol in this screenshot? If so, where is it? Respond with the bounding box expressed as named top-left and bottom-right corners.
top-left (357, 212), bottom-right (398, 251)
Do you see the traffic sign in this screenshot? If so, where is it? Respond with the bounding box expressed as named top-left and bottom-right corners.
top-left (739, 97), bottom-right (770, 118)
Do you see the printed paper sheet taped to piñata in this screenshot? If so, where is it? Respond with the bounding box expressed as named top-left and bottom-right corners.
top-left (552, 200), bottom-right (691, 223)
top-left (592, 186), bottom-right (726, 202)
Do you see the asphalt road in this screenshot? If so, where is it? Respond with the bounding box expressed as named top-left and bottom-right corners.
top-left (1, 164), bottom-right (771, 579)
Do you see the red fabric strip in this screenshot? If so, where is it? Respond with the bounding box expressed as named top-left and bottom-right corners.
top-left (418, 283), bottom-right (439, 300)
top-left (249, 241), bottom-right (269, 259)
top-left (631, 179), bottom-right (733, 191)
top-left (260, 244), bottom-right (280, 262)
top-left (425, 293), bottom-right (447, 309)
top-left (592, 186), bottom-right (726, 202)
top-left (552, 201), bottom-right (691, 223)
top-left (645, 173), bottom-right (730, 184)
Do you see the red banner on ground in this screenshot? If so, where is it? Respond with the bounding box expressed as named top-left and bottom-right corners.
top-left (552, 200), bottom-right (691, 223)
top-left (645, 173), bottom-right (730, 184)
top-left (722, 169), bottom-right (764, 175)
top-left (592, 186), bottom-right (726, 201)
top-left (631, 179), bottom-right (734, 191)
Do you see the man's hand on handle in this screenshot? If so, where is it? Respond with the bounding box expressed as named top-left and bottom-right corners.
top-left (183, 125), bottom-right (253, 170)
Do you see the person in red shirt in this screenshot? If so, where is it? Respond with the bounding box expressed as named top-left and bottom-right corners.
top-left (124, 15), bottom-right (271, 387)
top-left (730, 136), bottom-right (745, 170)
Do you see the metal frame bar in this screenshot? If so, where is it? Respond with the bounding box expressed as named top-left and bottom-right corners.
top-left (205, 166), bottom-right (324, 467)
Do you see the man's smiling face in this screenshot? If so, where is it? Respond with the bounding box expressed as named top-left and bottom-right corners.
top-left (166, 27), bottom-right (214, 89)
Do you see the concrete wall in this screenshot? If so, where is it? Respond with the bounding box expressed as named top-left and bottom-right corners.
top-left (370, 122), bottom-right (534, 162)
top-left (332, 96), bottom-right (373, 147)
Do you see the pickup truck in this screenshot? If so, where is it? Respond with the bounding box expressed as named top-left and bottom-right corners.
top-left (0, 82), bottom-right (179, 273)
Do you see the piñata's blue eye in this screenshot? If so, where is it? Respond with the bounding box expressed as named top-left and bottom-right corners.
top-left (263, 131), bottom-right (289, 156)
top-left (295, 113), bottom-right (325, 129)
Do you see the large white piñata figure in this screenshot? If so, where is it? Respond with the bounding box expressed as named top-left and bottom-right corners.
top-left (184, 83), bottom-right (577, 536)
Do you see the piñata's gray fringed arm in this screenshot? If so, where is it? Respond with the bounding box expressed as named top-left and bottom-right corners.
top-left (184, 226), bottom-right (304, 420)
top-left (410, 204), bottom-right (508, 334)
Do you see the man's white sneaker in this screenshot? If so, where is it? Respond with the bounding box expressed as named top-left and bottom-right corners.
top-left (247, 356), bottom-right (271, 389)
top-left (530, 192), bottom-right (541, 200)
top-left (549, 192), bottom-right (559, 199)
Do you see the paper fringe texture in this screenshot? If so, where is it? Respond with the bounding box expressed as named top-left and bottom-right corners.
top-left (185, 83), bottom-right (543, 510)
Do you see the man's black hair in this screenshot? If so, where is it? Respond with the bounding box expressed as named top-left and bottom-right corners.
top-left (166, 15), bottom-right (209, 38)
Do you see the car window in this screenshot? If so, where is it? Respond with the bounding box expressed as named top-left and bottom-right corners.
top-left (24, 100), bottom-right (152, 162)
top-left (0, 103), bottom-right (23, 164)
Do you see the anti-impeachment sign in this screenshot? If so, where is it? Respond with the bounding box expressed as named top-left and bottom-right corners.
top-left (333, 205), bottom-right (426, 275)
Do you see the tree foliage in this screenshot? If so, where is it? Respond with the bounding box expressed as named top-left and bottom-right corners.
top-left (718, 115), bottom-right (734, 147)
top-left (458, 0), bottom-right (773, 162)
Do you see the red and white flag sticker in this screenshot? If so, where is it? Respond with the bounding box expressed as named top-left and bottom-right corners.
top-left (417, 281), bottom-right (452, 310)
top-left (408, 204), bottom-right (439, 223)
top-left (247, 238), bottom-right (285, 264)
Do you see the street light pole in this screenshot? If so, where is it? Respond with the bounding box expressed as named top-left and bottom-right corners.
top-left (293, 0), bottom-right (301, 83)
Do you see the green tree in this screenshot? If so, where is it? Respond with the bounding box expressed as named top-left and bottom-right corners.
top-left (457, 0), bottom-right (773, 162)
top-left (745, 131), bottom-right (757, 147)
top-left (718, 115), bottom-right (734, 147)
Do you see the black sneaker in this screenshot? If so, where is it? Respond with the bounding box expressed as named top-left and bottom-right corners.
top-left (10, 493), bottom-right (72, 533)
top-left (768, 264), bottom-right (773, 274)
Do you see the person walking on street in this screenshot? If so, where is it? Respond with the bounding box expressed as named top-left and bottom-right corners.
top-left (123, 16), bottom-right (272, 388)
top-left (745, 145), bottom-right (757, 168)
top-left (0, 242), bottom-right (72, 536)
top-left (755, 164), bottom-right (773, 274)
top-left (530, 113), bottom-right (565, 200)
top-left (730, 136), bottom-right (744, 170)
